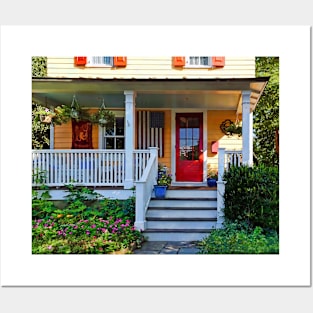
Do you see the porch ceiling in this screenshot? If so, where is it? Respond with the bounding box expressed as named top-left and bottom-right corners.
top-left (32, 77), bottom-right (269, 112)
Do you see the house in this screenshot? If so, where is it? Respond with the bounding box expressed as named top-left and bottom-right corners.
top-left (32, 56), bottom-right (269, 241)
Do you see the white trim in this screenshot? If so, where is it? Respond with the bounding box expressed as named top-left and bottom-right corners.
top-left (98, 110), bottom-right (125, 149)
top-left (242, 90), bottom-right (252, 165)
top-left (171, 108), bottom-right (207, 184)
top-left (49, 124), bottom-right (54, 149)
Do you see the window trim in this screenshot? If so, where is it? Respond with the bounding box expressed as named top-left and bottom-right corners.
top-left (99, 111), bottom-right (125, 149)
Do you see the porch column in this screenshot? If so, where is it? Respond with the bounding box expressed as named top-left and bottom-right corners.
top-left (242, 90), bottom-right (253, 166)
top-left (124, 90), bottom-right (136, 189)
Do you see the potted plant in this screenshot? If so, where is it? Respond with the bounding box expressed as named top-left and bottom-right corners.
top-left (39, 107), bottom-right (56, 124)
top-left (207, 169), bottom-right (218, 187)
top-left (154, 165), bottom-right (172, 199)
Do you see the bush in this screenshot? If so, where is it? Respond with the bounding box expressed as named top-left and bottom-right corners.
top-left (223, 164), bottom-right (279, 232)
top-left (198, 223), bottom-right (279, 254)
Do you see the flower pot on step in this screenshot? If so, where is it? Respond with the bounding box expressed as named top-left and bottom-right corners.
top-left (154, 185), bottom-right (167, 199)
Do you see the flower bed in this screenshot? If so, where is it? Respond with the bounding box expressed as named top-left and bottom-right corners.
top-left (32, 215), bottom-right (143, 254)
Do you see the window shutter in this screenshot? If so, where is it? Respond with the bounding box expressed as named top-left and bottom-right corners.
top-left (74, 56), bottom-right (87, 66)
top-left (173, 56), bottom-right (185, 67)
top-left (212, 57), bottom-right (225, 67)
top-left (113, 57), bottom-right (127, 67)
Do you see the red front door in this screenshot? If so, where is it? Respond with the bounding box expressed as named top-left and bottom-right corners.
top-left (176, 113), bottom-right (203, 182)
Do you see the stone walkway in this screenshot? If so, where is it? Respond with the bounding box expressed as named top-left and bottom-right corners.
top-left (132, 241), bottom-right (200, 254)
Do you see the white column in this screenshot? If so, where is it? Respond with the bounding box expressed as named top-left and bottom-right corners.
top-left (49, 124), bottom-right (54, 149)
top-left (124, 90), bottom-right (136, 189)
top-left (242, 90), bottom-right (253, 166)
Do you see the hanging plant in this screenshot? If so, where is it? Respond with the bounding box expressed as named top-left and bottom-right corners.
top-left (220, 119), bottom-right (242, 136)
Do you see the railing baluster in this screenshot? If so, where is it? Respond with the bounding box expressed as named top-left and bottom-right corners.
top-left (33, 149), bottom-right (149, 187)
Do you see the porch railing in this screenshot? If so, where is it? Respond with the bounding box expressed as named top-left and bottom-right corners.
top-left (134, 147), bottom-right (158, 231)
top-left (218, 148), bottom-right (243, 181)
top-left (32, 149), bottom-right (153, 187)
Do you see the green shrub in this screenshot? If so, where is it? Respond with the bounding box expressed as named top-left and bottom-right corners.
top-left (198, 223), bottom-right (279, 254)
top-left (223, 164), bottom-right (279, 232)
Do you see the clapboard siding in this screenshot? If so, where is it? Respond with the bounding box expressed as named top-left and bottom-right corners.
top-left (47, 57), bottom-right (255, 79)
top-left (207, 110), bottom-right (242, 171)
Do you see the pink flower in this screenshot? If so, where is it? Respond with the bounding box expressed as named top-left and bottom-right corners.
top-left (47, 245), bottom-right (52, 250)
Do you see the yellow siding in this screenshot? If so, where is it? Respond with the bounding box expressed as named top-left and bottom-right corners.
top-left (47, 57), bottom-right (255, 79)
top-left (207, 110), bottom-right (242, 172)
top-left (158, 110), bottom-right (172, 172)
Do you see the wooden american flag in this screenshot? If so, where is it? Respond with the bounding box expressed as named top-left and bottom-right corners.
top-left (136, 111), bottom-right (164, 157)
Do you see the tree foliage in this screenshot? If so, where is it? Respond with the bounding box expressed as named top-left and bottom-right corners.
top-left (254, 57), bottom-right (279, 166)
top-left (32, 103), bottom-right (50, 149)
top-left (32, 57), bottom-right (47, 77)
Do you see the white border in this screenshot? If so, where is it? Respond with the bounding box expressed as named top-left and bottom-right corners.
top-left (0, 25), bottom-right (311, 286)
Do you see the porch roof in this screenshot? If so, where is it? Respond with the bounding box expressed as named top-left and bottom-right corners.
top-left (32, 77), bottom-right (269, 113)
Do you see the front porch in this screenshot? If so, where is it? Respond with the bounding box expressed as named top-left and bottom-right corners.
top-left (32, 147), bottom-right (242, 237)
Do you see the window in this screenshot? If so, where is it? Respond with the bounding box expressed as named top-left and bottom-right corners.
top-left (86, 56), bottom-right (113, 67)
top-left (103, 116), bottom-right (125, 149)
top-left (185, 56), bottom-right (212, 68)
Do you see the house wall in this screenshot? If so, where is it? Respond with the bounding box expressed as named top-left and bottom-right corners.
top-left (47, 57), bottom-right (255, 79)
top-left (207, 110), bottom-right (242, 172)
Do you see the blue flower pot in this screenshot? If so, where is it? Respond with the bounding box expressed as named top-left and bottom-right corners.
top-left (154, 185), bottom-right (167, 198)
top-left (207, 178), bottom-right (217, 187)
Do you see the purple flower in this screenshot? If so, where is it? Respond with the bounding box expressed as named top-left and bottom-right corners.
top-left (86, 231), bottom-right (90, 235)
top-left (91, 224), bottom-right (96, 228)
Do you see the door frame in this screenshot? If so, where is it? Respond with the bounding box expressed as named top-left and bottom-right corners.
top-left (171, 109), bottom-right (208, 184)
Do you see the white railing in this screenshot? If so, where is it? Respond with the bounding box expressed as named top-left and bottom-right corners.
top-left (32, 149), bottom-right (126, 187)
top-left (134, 147), bottom-right (159, 231)
top-left (218, 148), bottom-right (243, 181)
top-left (133, 149), bottom-right (151, 181)
top-left (32, 149), bottom-right (154, 187)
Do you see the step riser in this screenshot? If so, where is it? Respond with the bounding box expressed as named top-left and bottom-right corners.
top-left (146, 221), bottom-right (216, 229)
top-left (155, 189), bottom-right (217, 199)
top-left (147, 210), bottom-right (217, 219)
top-left (143, 232), bottom-right (210, 242)
top-left (149, 200), bottom-right (217, 208)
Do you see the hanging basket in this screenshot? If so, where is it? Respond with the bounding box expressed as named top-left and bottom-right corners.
top-left (40, 114), bottom-right (55, 124)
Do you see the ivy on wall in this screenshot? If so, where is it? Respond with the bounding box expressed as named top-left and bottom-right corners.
top-left (32, 57), bottom-right (47, 77)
